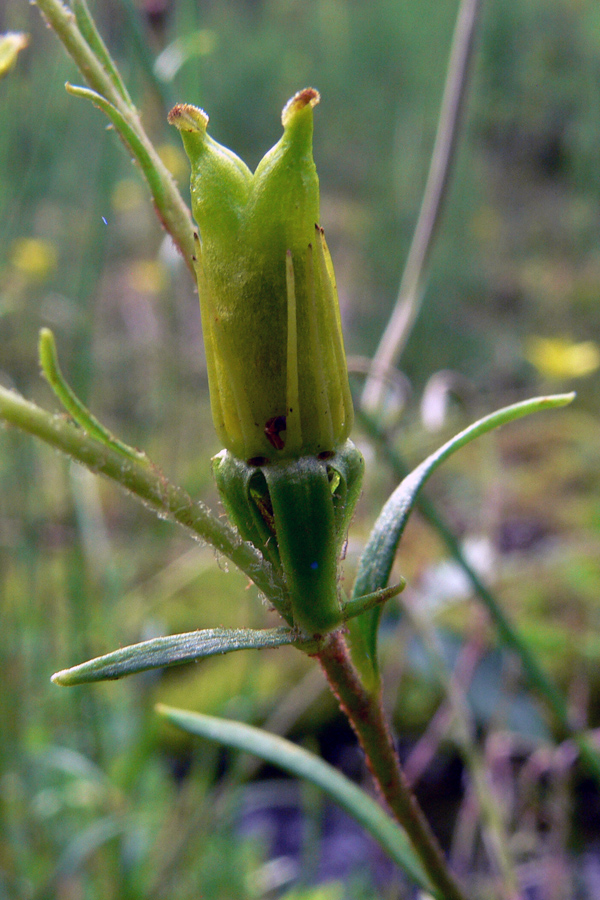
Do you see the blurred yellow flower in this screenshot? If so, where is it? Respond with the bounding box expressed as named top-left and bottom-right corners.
top-left (11, 237), bottom-right (57, 280)
top-left (156, 143), bottom-right (189, 182)
top-left (0, 32), bottom-right (29, 80)
top-left (470, 206), bottom-right (502, 244)
top-left (111, 178), bottom-right (145, 212)
top-left (525, 336), bottom-right (600, 380)
top-left (126, 260), bottom-right (167, 295)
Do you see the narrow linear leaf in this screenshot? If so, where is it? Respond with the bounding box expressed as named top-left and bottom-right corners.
top-left (0, 385), bottom-right (287, 603)
top-left (56, 816), bottom-right (123, 878)
top-left (358, 408), bottom-right (600, 787)
top-left (355, 393), bottom-right (574, 594)
top-left (34, 0), bottom-right (195, 268)
top-left (52, 627), bottom-right (298, 685)
top-left (64, 82), bottom-right (195, 267)
top-left (350, 393), bottom-right (575, 683)
top-left (340, 580), bottom-right (406, 623)
top-left (72, 0), bottom-right (130, 102)
top-left (65, 83), bottom-right (162, 195)
top-left (39, 328), bottom-right (147, 465)
top-left (156, 704), bottom-right (438, 897)
top-left (35, 0), bottom-right (129, 107)
top-left (154, 30), bottom-right (216, 83)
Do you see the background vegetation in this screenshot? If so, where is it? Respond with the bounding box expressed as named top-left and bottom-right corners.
top-left (1, 0), bottom-right (599, 897)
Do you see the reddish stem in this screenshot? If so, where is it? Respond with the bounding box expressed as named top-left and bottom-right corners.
top-left (317, 630), bottom-right (469, 900)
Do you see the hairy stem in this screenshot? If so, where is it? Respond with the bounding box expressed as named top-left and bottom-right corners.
top-left (0, 386), bottom-right (286, 605)
top-left (317, 631), bottom-right (470, 900)
top-left (35, 0), bottom-right (195, 269)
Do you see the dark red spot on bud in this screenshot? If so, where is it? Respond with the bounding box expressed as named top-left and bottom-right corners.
top-left (264, 415), bottom-right (287, 450)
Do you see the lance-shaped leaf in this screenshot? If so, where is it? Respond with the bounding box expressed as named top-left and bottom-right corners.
top-left (156, 704), bottom-right (438, 897)
top-left (52, 627), bottom-right (302, 686)
top-left (72, 0), bottom-right (130, 103)
top-left (348, 393), bottom-right (575, 687)
top-left (52, 585), bottom-right (405, 686)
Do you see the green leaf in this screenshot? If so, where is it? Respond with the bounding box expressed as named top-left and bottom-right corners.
top-left (52, 627), bottom-right (299, 685)
top-left (0, 385), bottom-right (287, 604)
top-left (63, 81), bottom-right (195, 267)
top-left (39, 328), bottom-right (148, 465)
top-left (65, 82), bottom-right (157, 180)
top-left (156, 704), bottom-right (438, 897)
top-left (340, 581), bottom-right (405, 623)
top-left (349, 393), bottom-right (575, 687)
top-left (154, 30), bottom-right (217, 83)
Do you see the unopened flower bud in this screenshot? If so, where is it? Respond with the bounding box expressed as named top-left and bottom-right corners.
top-left (169, 89), bottom-right (353, 462)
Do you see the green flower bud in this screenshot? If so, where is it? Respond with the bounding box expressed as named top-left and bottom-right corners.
top-left (169, 89), bottom-right (353, 462)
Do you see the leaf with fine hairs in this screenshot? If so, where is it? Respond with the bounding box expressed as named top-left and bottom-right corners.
top-left (52, 627), bottom-right (300, 685)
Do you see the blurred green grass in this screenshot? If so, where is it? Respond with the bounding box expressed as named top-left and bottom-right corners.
top-left (1, 0), bottom-right (600, 896)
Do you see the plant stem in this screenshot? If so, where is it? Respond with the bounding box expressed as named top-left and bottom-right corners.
top-left (34, 0), bottom-right (195, 270)
top-left (0, 386), bottom-right (286, 605)
top-left (317, 631), bottom-right (470, 900)
top-left (358, 409), bottom-right (600, 788)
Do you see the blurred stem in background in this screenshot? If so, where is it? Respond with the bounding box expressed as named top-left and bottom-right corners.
top-left (35, 0), bottom-right (195, 269)
top-left (400, 590), bottom-right (519, 898)
top-left (356, 0), bottom-right (600, 786)
top-left (362, 0), bottom-right (482, 413)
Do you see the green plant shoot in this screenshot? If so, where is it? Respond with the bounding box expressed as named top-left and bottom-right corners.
top-left (170, 89), bottom-right (363, 636)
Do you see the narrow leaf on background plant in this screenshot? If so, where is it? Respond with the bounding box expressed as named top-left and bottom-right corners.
top-left (348, 393), bottom-right (575, 686)
top-left (156, 704), bottom-right (439, 897)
